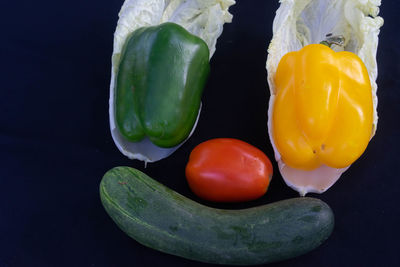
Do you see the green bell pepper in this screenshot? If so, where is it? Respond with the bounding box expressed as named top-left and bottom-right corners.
top-left (115, 22), bottom-right (210, 148)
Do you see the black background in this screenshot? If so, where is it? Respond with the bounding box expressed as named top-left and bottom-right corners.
top-left (2, 0), bottom-right (399, 266)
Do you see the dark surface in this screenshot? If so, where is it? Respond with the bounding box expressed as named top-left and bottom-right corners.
top-left (1, 0), bottom-right (399, 266)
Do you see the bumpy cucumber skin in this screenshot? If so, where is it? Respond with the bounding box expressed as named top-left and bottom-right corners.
top-left (100, 167), bottom-right (334, 265)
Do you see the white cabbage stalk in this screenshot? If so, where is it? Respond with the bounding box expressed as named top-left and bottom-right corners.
top-left (266, 0), bottom-right (383, 196)
top-left (109, 0), bottom-right (235, 163)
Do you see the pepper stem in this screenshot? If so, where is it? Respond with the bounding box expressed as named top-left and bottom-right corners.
top-left (320, 34), bottom-right (345, 48)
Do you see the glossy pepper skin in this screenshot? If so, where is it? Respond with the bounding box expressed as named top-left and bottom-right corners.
top-left (115, 22), bottom-right (210, 148)
top-left (272, 44), bottom-right (373, 170)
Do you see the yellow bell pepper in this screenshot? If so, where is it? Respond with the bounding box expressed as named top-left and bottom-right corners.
top-left (272, 43), bottom-right (373, 170)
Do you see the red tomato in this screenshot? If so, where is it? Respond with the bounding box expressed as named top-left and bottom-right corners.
top-left (185, 138), bottom-right (273, 202)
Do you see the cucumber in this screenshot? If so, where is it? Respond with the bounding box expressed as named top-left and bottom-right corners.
top-left (100, 167), bottom-right (334, 265)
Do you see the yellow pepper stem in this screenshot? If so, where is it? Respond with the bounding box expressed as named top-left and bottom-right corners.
top-left (320, 34), bottom-right (345, 48)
